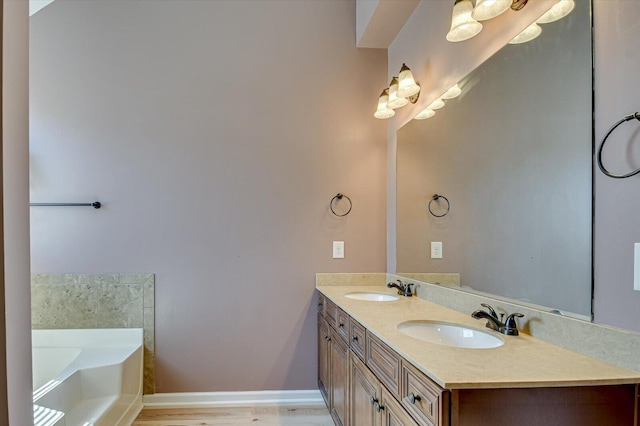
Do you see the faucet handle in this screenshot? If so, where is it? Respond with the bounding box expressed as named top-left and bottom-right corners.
top-left (480, 303), bottom-right (498, 319)
top-left (504, 313), bottom-right (524, 335)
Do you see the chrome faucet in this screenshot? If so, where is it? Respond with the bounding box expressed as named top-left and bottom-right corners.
top-left (387, 279), bottom-right (414, 297)
top-left (471, 303), bottom-right (524, 336)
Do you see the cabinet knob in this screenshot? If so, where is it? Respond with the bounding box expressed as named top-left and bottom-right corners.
top-left (370, 396), bottom-right (378, 405)
top-left (408, 392), bottom-right (421, 404)
top-left (375, 402), bottom-right (385, 413)
top-left (352, 336), bottom-right (358, 342)
top-left (338, 322), bottom-right (344, 328)
top-left (325, 335), bottom-right (331, 341)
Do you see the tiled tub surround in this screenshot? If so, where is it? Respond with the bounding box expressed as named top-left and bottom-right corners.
top-left (316, 273), bottom-right (640, 375)
top-left (31, 273), bottom-right (155, 394)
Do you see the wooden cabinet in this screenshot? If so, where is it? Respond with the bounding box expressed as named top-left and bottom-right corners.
top-left (317, 290), bottom-right (638, 426)
top-left (329, 326), bottom-right (350, 426)
top-left (366, 332), bottom-right (402, 400)
top-left (400, 361), bottom-right (449, 426)
top-left (318, 313), bottom-right (330, 406)
top-left (350, 352), bottom-right (379, 426)
top-left (318, 299), bottom-right (350, 426)
top-left (380, 387), bottom-right (417, 426)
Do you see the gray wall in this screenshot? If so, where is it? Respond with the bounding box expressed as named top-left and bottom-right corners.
top-left (396, 2), bottom-right (592, 316)
top-left (593, 0), bottom-right (640, 331)
top-left (4, 0), bottom-right (33, 423)
top-left (30, 0), bottom-right (387, 392)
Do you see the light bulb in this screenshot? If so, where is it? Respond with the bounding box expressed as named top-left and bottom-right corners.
top-left (509, 22), bottom-right (542, 44)
top-left (374, 89), bottom-right (395, 119)
top-left (472, 0), bottom-right (511, 21)
top-left (446, 0), bottom-right (483, 42)
top-left (388, 77), bottom-right (409, 109)
top-left (414, 109), bottom-right (436, 120)
top-left (441, 84), bottom-right (462, 100)
top-left (397, 64), bottom-right (420, 98)
top-left (537, 0), bottom-right (575, 24)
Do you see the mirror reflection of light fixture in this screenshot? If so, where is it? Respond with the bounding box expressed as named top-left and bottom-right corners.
top-left (537, 0), bottom-right (575, 24)
top-left (397, 64), bottom-right (421, 99)
top-left (388, 76), bottom-right (409, 109)
top-left (509, 22), bottom-right (542, 44)
top-left (446, 0), bottom-right (483, 42)
top-left (428, 98), bottom-right (445, 110)
top-left (471, 0), bottom-right (512, 21)
top-left (414, 109), bottom-right (436, 120)
top-left (441, 84), bottom-right (462, 99)
top-left (374, 89), bottom-right (395, 119)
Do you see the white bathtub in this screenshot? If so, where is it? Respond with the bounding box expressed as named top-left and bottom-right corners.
top-left (32, 329), bottom-right (144, 426)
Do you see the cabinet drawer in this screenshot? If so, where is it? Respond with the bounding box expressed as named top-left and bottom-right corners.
top-left (317, 293), bottom-right (325, 316)
top-left (336, 308), bottom-right (350, 344)
top-left (401, 361), bottom-right (449, 426)
top-left (349, 319), bottom-right (366, 361)
top-left (366, 332), bottom-right (401, 399)
top-left (324, 298), bottom-right (338, 328)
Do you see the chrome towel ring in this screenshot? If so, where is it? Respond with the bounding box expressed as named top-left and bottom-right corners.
top-left (330, 193), bottom-right (352, 217)
top-left (597, 111), bottom-right (640, 179)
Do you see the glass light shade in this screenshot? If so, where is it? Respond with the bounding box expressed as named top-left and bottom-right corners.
top-left (428, 98), bottom-right (445, 110)
top-left (414, 109), bottom-right (436, 120)
top-left (471, 0), bottom-right (511, 21)
top-left (441, 84), bottom-right (462, 100)
top-left (537, 0), bottom-right (575, 24)
top-left (509, 22), bottom-right (542, 44)
top-left (374, 89), bottom-right (395, 119)
top-left (446, 0), bottom-right (483, 42)
top-left (388, 77), bottom-right (409, 109)
top-left (397, 64), bottom-right (420, 98)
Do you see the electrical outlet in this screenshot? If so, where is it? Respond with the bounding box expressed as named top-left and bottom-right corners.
top-left (431, 242), bottom-right (442, 259)
top-left (333, 241), bottom-right (345, 259)
top-left (634, 243), bottom-right (640, 291)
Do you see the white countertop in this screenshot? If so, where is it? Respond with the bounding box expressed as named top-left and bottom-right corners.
top-left (317, 285), bottom-right (640, 390)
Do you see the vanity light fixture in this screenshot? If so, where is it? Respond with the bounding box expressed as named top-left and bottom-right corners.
top-left (374, 89), bottom-right (395, 119)
top-left (441, 84), bottom-right (462, 100)
top-left (536, 0), bottom-right (575, 24)
top-left (509, 22), bottom-right (542, 44)
top-left (471, 0), bottom-right (512, 21)
top-left (428, 98), bottom-right (446, 110)
top-left (414, 109), bottom-right (436, 120)
top-left (446, 0), bottom-right (483, 42)
top-left (388, 76), bottom-right (409, 109)
top-left (397, 64), bottom-right (421, 99)
top-left (374, 64), bottom-right (421, 119)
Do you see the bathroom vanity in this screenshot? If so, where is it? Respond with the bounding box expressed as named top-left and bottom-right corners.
top-left (317, 284), bottom-right (640, 426)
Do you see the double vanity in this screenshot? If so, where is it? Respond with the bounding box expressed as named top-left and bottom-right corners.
top-left (317, 278), bottom-right (640, 426)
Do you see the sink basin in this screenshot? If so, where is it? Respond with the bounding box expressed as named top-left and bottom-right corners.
top-left (344, 292), bottom-right (399, 302)
top-left (397, 321), bottom-right (504, 349)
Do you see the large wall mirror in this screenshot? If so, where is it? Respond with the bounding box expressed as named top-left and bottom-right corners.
top-left (396, 0), bottom-right (593, 318)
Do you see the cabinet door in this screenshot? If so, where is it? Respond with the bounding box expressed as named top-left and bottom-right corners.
top-left (350, 352), bottom-right (380, 426)
top-left (318, 314), bottom-right (331, 406)
top-left (380, 387), bottom-right (417, 426)
top-left (330, 327), bottom-right (350, 426)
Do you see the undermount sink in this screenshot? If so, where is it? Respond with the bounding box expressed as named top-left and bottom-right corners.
top-left (397, 321), bottom-right (504, 349)
top-left (344, 292), bottom-right (399, 302)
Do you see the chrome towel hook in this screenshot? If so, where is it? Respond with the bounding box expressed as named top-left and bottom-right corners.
top-left (597, 111), bottom-right (640, 179)
top-left (330, 193), bottom-right (352, 217)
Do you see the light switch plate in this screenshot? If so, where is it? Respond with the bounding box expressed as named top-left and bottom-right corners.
top-left (431, 242), bottom-right (442, 259)
top-left (634, 243), bottom-right (640, 291)
top-left (333, 241), bottom-right (345, 259)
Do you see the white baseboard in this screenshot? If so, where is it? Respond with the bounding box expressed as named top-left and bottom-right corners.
top-left (142, 389), bottom-right (325, 407)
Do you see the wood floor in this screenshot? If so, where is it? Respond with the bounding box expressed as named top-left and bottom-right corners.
top-left (133, 404), bottom-right (334, 425)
